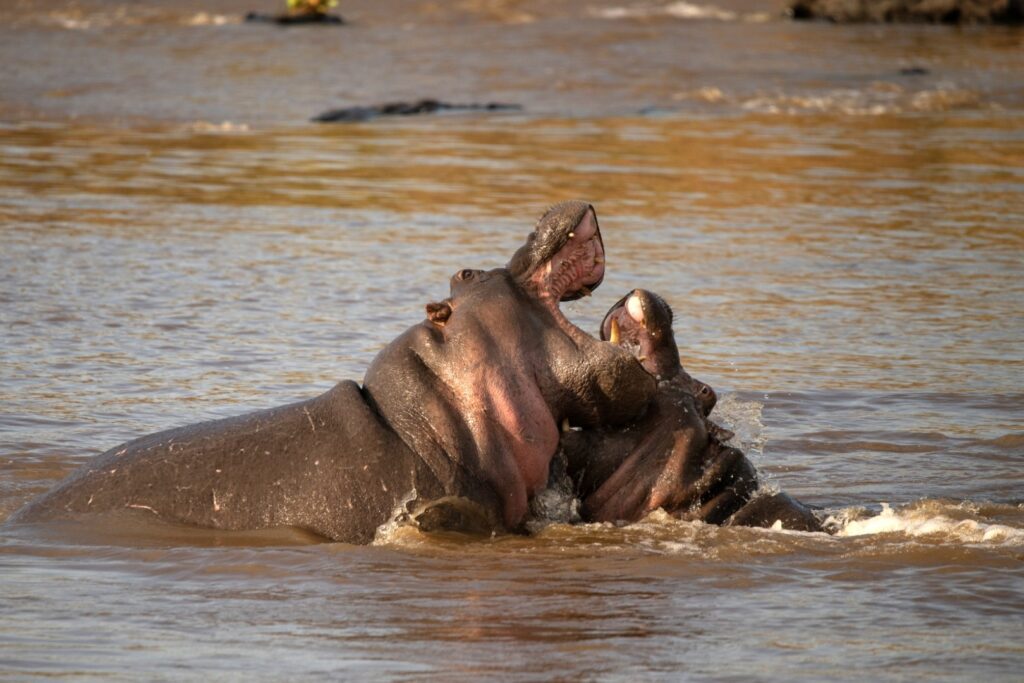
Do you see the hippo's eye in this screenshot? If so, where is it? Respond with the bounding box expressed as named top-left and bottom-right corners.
top-left (699, 386), bottom-right (710, 395)
top-left (458, 269), bottom-right (474, 281)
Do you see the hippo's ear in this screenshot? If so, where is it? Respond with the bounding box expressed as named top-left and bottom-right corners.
top-left (425, 300), bottom-right (452, 326)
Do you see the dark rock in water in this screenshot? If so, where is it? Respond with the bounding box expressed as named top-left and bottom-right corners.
top-left (245, 11), bottom-right (344, 25)
top-left (313, 99), bottom-right (522, 123)
top-left (789, 0), bottom-right (1023, 23)
top-left (899, 66), bottom-right (930, 76)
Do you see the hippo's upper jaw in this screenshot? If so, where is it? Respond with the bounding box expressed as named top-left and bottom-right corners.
top-left (505, 201), bottom-right (612, 351)
top-left (508, 200), bottom-right (606, 303)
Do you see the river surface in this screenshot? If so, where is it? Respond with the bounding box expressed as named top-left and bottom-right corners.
top-left (1, 0), bottom-right (1023, 680)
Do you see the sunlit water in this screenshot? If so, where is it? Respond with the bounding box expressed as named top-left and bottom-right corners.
top-left (1, 0), bottom-right (1022, 680)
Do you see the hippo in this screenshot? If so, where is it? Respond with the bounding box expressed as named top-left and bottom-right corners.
top-left (10, 201), bottom-right (657, 544)
top-left (313, 100), bottom-right (522, 123)
top-left (561, 289), bottom-right (823, 532)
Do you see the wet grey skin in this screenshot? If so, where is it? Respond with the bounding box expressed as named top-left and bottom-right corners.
top-left (10, 201), bottom-right (656, 543)
top-left (562, 289), bottom-right (823, 532)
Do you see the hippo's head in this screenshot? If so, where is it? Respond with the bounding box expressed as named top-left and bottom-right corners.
top-left (600, 289), bottom-right (679, 381)
top-left (600, 289), bottom-right (717, 417)
top-left (507, 200), bottom-right (605, 303)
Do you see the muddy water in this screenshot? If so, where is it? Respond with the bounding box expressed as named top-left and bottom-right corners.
top-left (2, 0), bottom-right (1023, 680)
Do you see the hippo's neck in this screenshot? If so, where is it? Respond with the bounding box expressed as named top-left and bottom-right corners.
top-left (362, 274), bottom-right (561, 530)
top-left (526, 293), bottom-right (657, 431)
top-left (522, 284), bottom-right (595, 350)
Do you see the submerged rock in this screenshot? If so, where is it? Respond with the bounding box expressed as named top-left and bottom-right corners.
top-left (313, 99), bottom-right (522, 123)
top-left (789, 0), bottom-right (1023, 23)
top-left (244, 11), bottom-right (344, 25)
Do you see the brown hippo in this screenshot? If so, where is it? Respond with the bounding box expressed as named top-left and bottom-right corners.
top-left (9, 201), bottom-right (657, 543)
top-left (562, 289), bottom-right (823, 532)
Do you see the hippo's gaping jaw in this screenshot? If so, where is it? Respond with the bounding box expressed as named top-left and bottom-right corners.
top-left (508, 201), bottom-right (607, 335)
top-left (598, 289), bottom-right (717, 418)
top-left (513, 201), bottom-right (606, 302)
top-left (600, 289), bottom-right (679, 382)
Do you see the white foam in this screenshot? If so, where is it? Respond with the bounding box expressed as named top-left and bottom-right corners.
top-left (590, 2), bottom-right (767, 22)
top-left (371, 488), bottom-right (419, 545)
top-left (593, 1), bottom-right (737, 20)
top-left (47, 7), bottom-right (138, 30)
top-left (831, 502), bottom-right (1024, 546)
top-left (186, 12), bottom-right (235, 27)
top-left (50, 13), bottom-right (94, 30)
top-left (188, 121), bottom-right (251, 133)
top-left (664, 2), bottom-right (737, 21)
top-left (672, 81), bottom-right (987, 115)
top-left (737, 86), bottom-right (983, 115)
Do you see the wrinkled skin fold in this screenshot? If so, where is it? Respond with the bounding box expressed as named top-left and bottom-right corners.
top-left (562, 289), bottom-right (823, 532)
top-left (10, 201), bottom-right (657, 542)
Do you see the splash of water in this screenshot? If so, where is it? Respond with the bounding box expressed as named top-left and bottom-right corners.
top-left (710, 393), bottom-right (767, 457)
top-left (590, 2), bottom-right (771, 22)
top-left (829, 502), bottom-right (1024, 546)
top-left (371, 488), bottom-right (419, 545)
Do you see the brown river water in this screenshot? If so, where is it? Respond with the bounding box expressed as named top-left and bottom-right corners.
top-left (1, 0), bottom-right (1023, 679)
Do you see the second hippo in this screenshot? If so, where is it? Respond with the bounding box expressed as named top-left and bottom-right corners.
top-left (562, 289), bottom-right (823, 532)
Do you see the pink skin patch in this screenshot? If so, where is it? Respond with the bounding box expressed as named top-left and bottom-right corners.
top-left (462, 207), bottom-right (617, 527)
top-left (475, 370), bottom-right (557, 525)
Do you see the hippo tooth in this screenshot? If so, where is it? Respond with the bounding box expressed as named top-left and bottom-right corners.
top-left (609, 318), bottom-right (620, 344)
top-left (594, 256), bottom-right (604, 264)
top-left (626, 294), bottom-right (645, 324)
top-left (568, 231), bottom-right (575, 238)
top-left (561, 417), bottom-right (571, 433)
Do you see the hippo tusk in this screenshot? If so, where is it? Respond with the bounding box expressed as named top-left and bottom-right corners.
top-left (609, 318), bottom-right (620, 345)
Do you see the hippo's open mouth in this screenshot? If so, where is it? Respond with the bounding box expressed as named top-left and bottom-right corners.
top-left (507, 202), bottom-right (610, 345)
top-left (600, 290), bottom-right (664, 352)
top-left (526, 207), bottom-right (606, 304)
